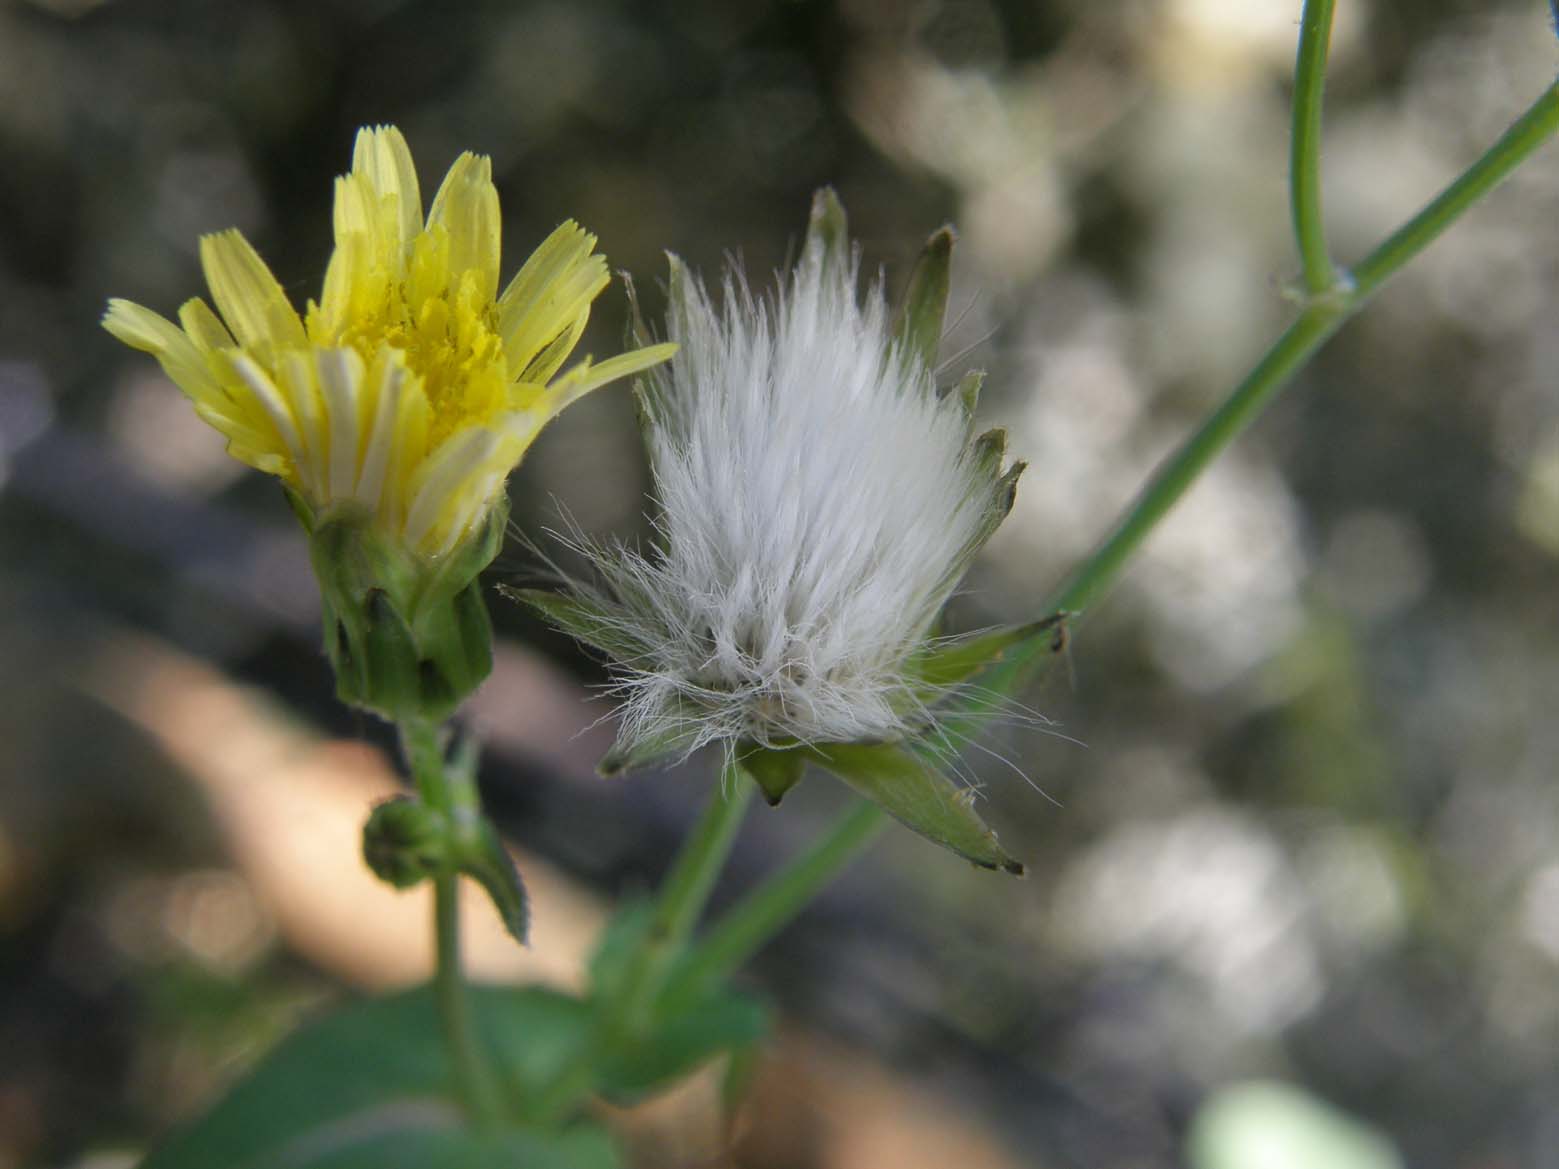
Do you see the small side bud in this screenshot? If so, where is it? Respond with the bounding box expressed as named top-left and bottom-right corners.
top-left (363, 796), bottom-right (449, 888)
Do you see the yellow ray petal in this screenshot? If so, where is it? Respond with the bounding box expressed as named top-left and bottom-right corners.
top-left (199, 230), bottom-right (307, 352)
top-left (496, 221), bottom-right (607, 374)
top-left (228, 352), bottom-right (307, 479)
top-left (427, 152), bottom-right (500, 305)
top-left (315, 348), bottom-right (367, 501)
top-left (403, 425), bottom-right (499, 553)
top-left (176, 297), bottom-right (236, 354)
top-left (311, 230), bottom-right (375, 344)
top-left (517, 312), bottom-right (588, 386)
top-left (355, 356), bottom-right (410, 513)
top-left (101, 299), bottom-right (216, 399)
top-left (350, 125), bottom-right (422, 253)
top-left (276, 351), bottom-right (329, 495)
top-left (536, 342), bottom-right (679, 423)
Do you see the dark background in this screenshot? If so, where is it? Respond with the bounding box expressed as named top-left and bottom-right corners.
top-left (3, 1), bottom-right (1559, 1166)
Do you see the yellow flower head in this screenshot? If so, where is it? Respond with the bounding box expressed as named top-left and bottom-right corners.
top-left (104, 125), bottom-right (674, 558)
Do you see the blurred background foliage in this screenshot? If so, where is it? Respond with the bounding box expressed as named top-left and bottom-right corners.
top-left (1, 0), bottom-right (1558, 1166)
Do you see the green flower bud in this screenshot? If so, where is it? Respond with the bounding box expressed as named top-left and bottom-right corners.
top-left (294, 491), bottom-right (506, 722)
top-left (362, 796), bottom-right (450, 888)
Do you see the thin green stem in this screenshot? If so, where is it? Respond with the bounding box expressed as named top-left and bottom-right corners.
top-left (617, 760), bottom-right (756, 1025)
top-left (1291, 0), bottom-right (1338, 294)
top-left (1350, 77), bottom-right (1559, 300)
top-left (1040, 75), bottom-right (1559, 627)
top-left (658, 800), bottom-right (887, 1017)
top-left (1044, 306), bottom-right (1342, 620)
top-left (402, 719), bottom-right (450, 810)
top-left (650, 761), bottom-right (758, 956)
top-left (431, 872), bottom-right (503, 1125)
top-left (527, 759), bottom-right (756, 1125)
top-left (400, 720), bottom-right (505, 1128)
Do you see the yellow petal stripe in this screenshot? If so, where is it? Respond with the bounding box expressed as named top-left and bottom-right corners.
top-left (102, 124), bottom-right (675, 558)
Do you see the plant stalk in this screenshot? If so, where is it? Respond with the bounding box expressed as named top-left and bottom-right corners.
top-left (400, 720), bottom-right (505, 1128)
top-left (1291, 0), bottom-right (1338, 295)
top-left (658, 799), bottom-right (887, 1016)
top-left (617, 760), bottom-right (757, 1026)
top-left (527, 759), bottom-right (755, 1125)
top-left (1042, 74), bottom-right (1559, 627)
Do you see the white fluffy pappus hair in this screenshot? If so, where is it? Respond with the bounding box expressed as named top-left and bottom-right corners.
top-left (547, 209), bottom-right (1023, 766)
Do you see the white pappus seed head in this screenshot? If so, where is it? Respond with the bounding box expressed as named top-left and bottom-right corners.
top-left (570, 220), bottom-right (1020, 760)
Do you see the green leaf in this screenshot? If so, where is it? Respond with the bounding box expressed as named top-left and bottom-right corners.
top-left (894, 226), bottom-right (954, 372)
top-left (598, 990), bottom-right (770, 1104)
top-left (482, 987), bottom-right (597, 1101)
top-left (586, 900), bottom-right (656, 1000)
top-left (807, 741), bottom-right (1023, 874)
top-left (737, 745), bottom-right (807, 806)
top-left (142, 986), bottom-right (611, 1169)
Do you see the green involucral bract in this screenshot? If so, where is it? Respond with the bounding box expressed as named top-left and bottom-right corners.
top-left (297, 489), bottom-right (506, 721)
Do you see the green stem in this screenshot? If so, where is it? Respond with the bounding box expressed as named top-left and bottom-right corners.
top-left (1045, 307), bottom-right (1340, 618)
top-left (657, 799), bottom-right (888, 1017)
top-left (1349, 77), bottom-right (1559, 300)
top-left (1043, 75), bottom-right (1559, 626)
top-left (527, 757), bottom-right (756, 1125)
top-left (620, 759), bottom-right (756, 1022)
top-left (1291, 0), bottom-right (1338, 294)
top-left (401, 720), bottom-right (505, 1128)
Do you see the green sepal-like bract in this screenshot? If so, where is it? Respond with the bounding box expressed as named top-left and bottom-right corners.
top-left (594, 708), bottom-right (703, 777)
top-left (807, 741), bottom-right (1023, 874)
top-left (298, 489), bottom-right (505, 722)
top-left (950, 368), bottom-right (984, 430)
top-left (902, 612), bottom-right (1072, 707)
top-left (502, 586), bottom-right (649, 667)
top-left (894, 225), bottom-right (955, 372)
top-left (806, 186), bottom-right (850, 267)
top-left (737, 744), bottom-right (807, 806)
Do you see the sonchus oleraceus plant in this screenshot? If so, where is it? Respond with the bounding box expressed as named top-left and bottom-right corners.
top-left (515, 191), bottom-right (1052, 873)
